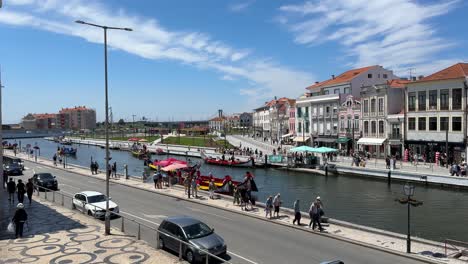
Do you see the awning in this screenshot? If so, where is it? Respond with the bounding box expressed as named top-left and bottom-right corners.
top-left (336, 137), bottom-right (350, 143)
top-left (357, 138), bottom-right (386, 145)
top-left (281, 133), bottom-right (293, 138)
top-left (293, 136), bottom-right (310, 142)
top-left (314, 137), bottom-right (337, 143)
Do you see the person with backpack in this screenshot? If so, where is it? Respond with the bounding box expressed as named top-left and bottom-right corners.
top-left (16, 179), bottom-right (26, 203)
top-left (26, 179), bottom-right (34, 205)
top-left (7, 178), bottom-right (16, 203)
top-left (12, 203), bottom-right (28, 238)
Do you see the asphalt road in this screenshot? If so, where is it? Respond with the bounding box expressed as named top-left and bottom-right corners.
top-left (16, 160), bottom-right (425, 264)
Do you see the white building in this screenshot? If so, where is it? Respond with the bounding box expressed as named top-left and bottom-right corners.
top-left (296, 65), bottom-right (397, 146)
top-left (405, 63), bottom-right (468, 164)
top-left (253, 105), bottom-right (270, 139)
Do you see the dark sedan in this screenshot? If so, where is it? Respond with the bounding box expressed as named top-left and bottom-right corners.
top-left (4, 162), bottom-right (23, 176)
top-left (158, 216), bottom-right (227, 263)
top-left (32, 173), bottom-right (58, 191)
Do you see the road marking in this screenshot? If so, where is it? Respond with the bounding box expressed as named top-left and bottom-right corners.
top-left (188, 207), bottom-right (232, 220)
top-left (36, 166), bottom-right (43, 169)
top-left (142, 214), bottom-right (167, 219)
top-left (120, 211), bottom-right (160, 226)
top-left (227, 251), bottom-right (258, 264)
top-left (59, 184), bottom-right (80, 190)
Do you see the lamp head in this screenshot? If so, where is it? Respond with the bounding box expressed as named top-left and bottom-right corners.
top-left (403, 183), bottom-right (415, 196)
top-left (124, 28), bottom-right (133, 31)
top-left (75, 20), bottom-right (85, 24)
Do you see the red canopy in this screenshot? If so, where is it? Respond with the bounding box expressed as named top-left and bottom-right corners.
top-left (128, 137), bottom-right (141, 141)
top-left (153, 158), bottom-right (187, 167)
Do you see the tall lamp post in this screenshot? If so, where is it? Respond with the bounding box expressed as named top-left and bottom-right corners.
top-left (75, 20), bottom-right (132, 235)
top-left (403, 183), bottom-right (415, 253)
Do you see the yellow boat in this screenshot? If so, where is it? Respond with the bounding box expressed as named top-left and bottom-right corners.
top-left (148, 163), bottom-right (159, 170)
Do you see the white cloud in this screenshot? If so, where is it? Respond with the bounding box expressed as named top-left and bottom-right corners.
top-left (0, 0), bottom-right (313, 106)
top-left (229, 1), bottom-right (255, 12)
top-left (278, 0), bottom-right (460, 76)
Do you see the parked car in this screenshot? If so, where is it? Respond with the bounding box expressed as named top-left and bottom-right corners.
top-left (3, 157), bottom-right (24, 170)
top-left (158, 216), bottom-right (226, 263)
top-left (4, 162), bottom-right (23, 176)
top-left (32, 173), bottom-right (58, 191)
top-left (72, 191), bottom-right (119, 218)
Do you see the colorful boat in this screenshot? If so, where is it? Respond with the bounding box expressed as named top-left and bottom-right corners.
top-left (148, 158), bottom-right (187, 170)
top-left (132, 150), bottom-right (149, 159)
top-left (201, 151), bottom-right (252, 167)
top-left (197, 175), bottom-right (241, 195)
top-left (60, 147), bottom-right (77, 155)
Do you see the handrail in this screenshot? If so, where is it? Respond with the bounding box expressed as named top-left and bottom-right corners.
top-left (35, 185), bottom-right (235, 263)
top-left (445, 238), bottom-right (468, 257)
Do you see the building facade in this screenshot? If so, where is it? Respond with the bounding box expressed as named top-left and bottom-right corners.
top-left (359, 79), bottom-right (407, 158)
top-left (296, 65), bottom-right (397, 147)
top-left (253, 105), bottom-right (270, 139)
top-left (58, 106), bottom-right (96, 130)
top-left (337, 95), bottom-right (361, 154)
top-left (405, 63), bottom-right (468, 163)
top-left (239, 112), bottom-right (253, 128)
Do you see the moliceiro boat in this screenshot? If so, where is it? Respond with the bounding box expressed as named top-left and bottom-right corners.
top-left (200, 151), bottom-right (252, 167)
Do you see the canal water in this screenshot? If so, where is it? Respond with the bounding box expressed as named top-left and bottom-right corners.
top-left (14, 138), bottom-right (468, 243)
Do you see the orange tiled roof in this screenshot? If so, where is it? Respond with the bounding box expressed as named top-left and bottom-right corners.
top-left (387, 79), bottom-right (410, 88)
top-left (59, 106), bottom-right (92, 113)
top-left (415, 63), bottom-right (468, 83)
top-left (210, 117), bottom-right (225, 121)
top-left (33, 113), bottom-right (56, 119)
top-left (306, 65), bottom-right (378, 91)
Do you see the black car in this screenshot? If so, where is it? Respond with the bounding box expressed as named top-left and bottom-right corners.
top-left (32, 173), bottom-right (58, 191)
top-left (4, 162), bottom-right (23, 176)
top-left (158, 216), bottom-right (226, 263)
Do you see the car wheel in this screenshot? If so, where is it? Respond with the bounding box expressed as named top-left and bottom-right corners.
top-left (185, 249), bottom-right (195, 263)
top-left (159, 237), bottom-right (165, 249)
top-left (88, 210), bottom-right (93, 216)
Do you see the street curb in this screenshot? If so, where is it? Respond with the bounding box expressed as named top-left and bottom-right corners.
top-left (15, 153), bottom-right (447, 264)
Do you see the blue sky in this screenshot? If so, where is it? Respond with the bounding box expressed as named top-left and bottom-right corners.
top-left (0, 0), bottom-right (466, 123)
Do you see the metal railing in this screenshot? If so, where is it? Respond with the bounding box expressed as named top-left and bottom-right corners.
top-left (445, 239), bottom-right (468, 258)
top-left (34, 185), bottom-right (236, 264)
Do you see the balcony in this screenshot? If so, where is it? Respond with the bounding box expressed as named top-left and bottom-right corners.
top-left (388, 133), bottom-right (402, 140)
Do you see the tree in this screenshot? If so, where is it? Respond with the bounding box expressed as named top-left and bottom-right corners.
top-left (118, 119), bottom-right (125, 126)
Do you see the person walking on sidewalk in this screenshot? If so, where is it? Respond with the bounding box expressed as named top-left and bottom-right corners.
top-left (16, 179), bottom-right (26, 204)
top-left (187, 176), bottom-right (192, 199)
top-left (53, 153), bottom-right (57, 166)
top-left (12, 203), bottom-right (28, 238)
top-left (7, 178), bottom-right (16, 203)
top-left (233, 186), bottom-right (240, 205)
top-left (26, 179), bottom-right (34, 205)
top-left (191, 174), bottom-right (198, 198)
top-left (265, 195), bottom-right (273, 219)
top-left (292, 199), bottom-right (301, 225)
top-left (112, 162), bottom-right (117, 178)
top-left (273, 193), bottom-right (281, 218)
top-left (209, 179), bottom-right (216, 199)
top-left (309, 200), bottom-right (324, 231)
top-left (107, 164), bottom-right (112, 178)
top-left (3, 171), bottom-right (8, 189)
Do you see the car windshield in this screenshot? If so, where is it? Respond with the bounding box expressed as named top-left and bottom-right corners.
top-left (87, 194), bottom-right (107, 203)
top-left (38, 174), bottom-right (53, 179)
top-left (183, 222), bottom-right (213, 239)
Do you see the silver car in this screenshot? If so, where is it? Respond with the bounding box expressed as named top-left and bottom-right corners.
top-left (158, 216), bottom-right (227, 263)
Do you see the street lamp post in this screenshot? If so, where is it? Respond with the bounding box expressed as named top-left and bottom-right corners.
top-left (75, 20), bottom-right (132, 235)
top-left (403, 183), bottom-right (415, 253)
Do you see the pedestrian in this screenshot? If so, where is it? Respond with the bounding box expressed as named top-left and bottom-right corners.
top-left (94, 161), bottom-right (99, 174)
top-left (209, 179), bottom-right (215, 199)
top-left (158, 171), bottom-right (163, 189)
top-left (265, 195), bottom-right (273, 219)
top-left (107, 164), bottom-right (112, 178)
top-left (26, 179), bottom-right (34, 205)
top-left (183, 173), bottom-right (189, 194)
top-left (112, 162), bottom-right (117, 178)
top-left (17, 179), bottom-right (26, 203)
top-left (3, 170), bottom-right (7, 189)
top-left (292, 199), bottom-right (301, 225)
top-left (7, 178), bottom-right (16, 202)
top-left (53, 154), bottom-right (57, 166)
top-left (233, 186), bottom-right (240, 205)
top-left (90, 161), bottom-right (95, 175)
top-left (385, 156), bottom-right (390, 169)
top-left (191, 174), bottom-right (198, 198)
top-left (153, 172), bottom-right (159, 189)
top-left (187, 176), bottom-right (192, 198)
top-left (309, 198), bottom-right (324, 231)
top-left (273, 193), bottom-right (281, 218)
top-left (12, 203), bottom-right (28, 238)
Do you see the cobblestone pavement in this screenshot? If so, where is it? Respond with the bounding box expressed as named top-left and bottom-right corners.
top-left (0, 189), bottom-right (179, 264)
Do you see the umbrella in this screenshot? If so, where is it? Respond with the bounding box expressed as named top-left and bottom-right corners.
top-left (314, 146), bottom-right (338, 153)
top-left (128, 137), bottom-right (141, 142)
top-left (288, 146), bottom-right (317, 152)
top-left (161, 163), bottom-right (188, 171)
top-left (153, 158), bottom-right (187, 167)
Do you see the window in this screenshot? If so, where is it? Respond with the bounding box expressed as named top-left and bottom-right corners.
top-left (440, 89), bottom-right (449, 110)
top-left (344, 87), bottom-right (350, 94)
top-left (297, 107), bottom-right (302, 118)
top-left (324, 90), bottom-right (329, 95)
top-left (452, 117), bottom-right (462, 131)
top-left (326, 106), bottom-right (330, 114)
top-left (364, 121), bottom-right (369, 134)
top-left (452, 89), bottom-right (462, 110)
top-left (429, 117), bottom-right (437, 131)
top-left (363, 99), bottom-right (369, 113)
top-left (334, 88), bottom-right (340, 94)
top-left (378, 98), bottom-right (384, 113)
top-left (371, 121), bottom-right (376, 135)
top-left (305, 122), bottom-right (310, 133)
top-left (354, 116), bottom-right (359, 130)
top-left (340, 117), bottom-right (345, 131)
top-left (418, 117), bottom-right (426, 131)
top-left (305, 107), bottom-right (309, 117)
top-left (378, 120), bottom-right (384, 135)
top-left (429, 90), bottom-right (437, 110)
top-left (418, 91), bottom-right (426, 111)
top-left (408, 118), bottom-right (416, 130)
top-left (347, 116), bottom-right (352, 130)
top-left (383, 74), bottom-right (388, 79)
top-left (371, 98), bottom-right (376, 113)
top-left (440, 117), bottom-right (449, 131)
top-left (368, 74), bottom-right (373, 78)
top-left (408, 92), bottom-right (416, 111)
top-left (298, 122), bottom-right (302, 133)
top-left (378, 74), bottom-right (380, 78)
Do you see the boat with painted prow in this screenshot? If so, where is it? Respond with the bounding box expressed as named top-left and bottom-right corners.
top-left (201, 151), bottom-right (252, 167)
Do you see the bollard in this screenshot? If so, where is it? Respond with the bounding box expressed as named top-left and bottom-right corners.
top-left (61, 194), bottom-right (64, 206)
top-left (156, 232), bottom-right (160, 249)
top-left (45, 190), bottom-right (48, 200)
top-left (325, 165), bottom-right (328, 177)
top-left (387, 170), bottom-right (391, 185)
top-left (179, 242), bottom-right (183, 260)
top-left (52, 191), bottom-right (55, 203)
top-left (121, 217), bottom-right (125, 232)
top-left (124, 164), bottom-right (128, 180)
top-left (205, 254), bottom-right (209, 264)
top-left (137, 223), bottom-right (141, 240)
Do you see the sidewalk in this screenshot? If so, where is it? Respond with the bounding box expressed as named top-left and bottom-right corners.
top-left (0, 187), bottom-right (178, 263)
top-left (7, 149), bottom-right (467, 264)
